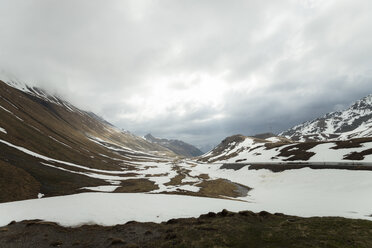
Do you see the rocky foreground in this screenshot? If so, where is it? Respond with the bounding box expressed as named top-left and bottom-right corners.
top-left (1, 210), bottom-right (372, 248)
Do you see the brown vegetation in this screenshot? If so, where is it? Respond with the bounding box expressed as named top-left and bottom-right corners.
top-left (2, 210), bottom-right (372, 248)
top-left (0, 160), bottom-right (40, 202)
top-left (0, 80), bottom-right (177, 202)
top-left (114, 179), bottom-right (159, 193)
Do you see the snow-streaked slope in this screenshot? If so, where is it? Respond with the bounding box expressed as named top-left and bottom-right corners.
top-left (199, 135), bottom-right (291, 162)
top-left (280, 94), bottom-right (372, 142)
top-left (0, 76), bottom-right (174, 156)
top-left (0, 77), bottom-right (179, 203)
top-left (0, 73), bottom-right (83, 113)
top-left (199, 135), bottom-right (286, 163)
top-left (199, 135), bottom-right (372, 163)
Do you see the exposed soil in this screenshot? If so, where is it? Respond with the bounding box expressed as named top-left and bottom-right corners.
top-left (331, 138), bottom-right (372, 149)
top-left (344, 148), bottom-right (372, 160)
top-left (275, 142), bottom-right (318, 161)
top-left (164, 174), bottom-right (186, 186)
top-left (195, 179), bottom-right (251, 198)
top-left (114, 179), bottom-right (159, 193)
top-left (220, 163), bottom-right (247, 170)
top-left (2, 210), bottom-right (372, 248)
top-left (222, 163), bottom-right (372, 172)
top-left (249, 163), bottom-right (372, 172)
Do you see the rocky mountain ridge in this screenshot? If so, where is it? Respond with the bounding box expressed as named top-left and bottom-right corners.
top-left (279, 94), bottom-right (372, 142)
top-left (144, 133), bottom-right (203, 157)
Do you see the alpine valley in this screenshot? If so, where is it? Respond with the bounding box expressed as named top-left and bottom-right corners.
top-left (1, 77), bottom-right (372, 247)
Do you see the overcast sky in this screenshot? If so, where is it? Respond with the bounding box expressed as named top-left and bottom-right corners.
top-left (1, 0), bottom-right (372, 150)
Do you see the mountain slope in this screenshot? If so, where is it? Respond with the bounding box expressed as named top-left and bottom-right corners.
top-left (0, 79), bottom-right (176, 202)
top-left (279, 94), bottom-right (372, 142)
top-left (144, 133), bottom-right (203, 157)
top-left (198, 134), bottom-right (372, 164)
top-left (0, 78), bottom-right (244, 204)
top-left (199, 134), bottom-right (292, 163)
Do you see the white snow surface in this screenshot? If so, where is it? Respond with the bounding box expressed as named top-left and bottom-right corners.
top-left (185, 163), bottom-right (372, 221)
top-left (265, 137), bottom-right (281, 143)
top-left (2, 162), bottom-right (372, 228)
top-left (82, 186), bottom-right (120, 192)
top-left (1, 136), bottom-right (372, 227)
top-left (0, 193), bottom-right (249, 227)
top-left (0, 127), bottom-right (6, 134)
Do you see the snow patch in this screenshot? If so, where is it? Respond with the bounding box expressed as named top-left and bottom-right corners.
top-left (0, 127), bottom-right (6, 134)
top-left (0, 193), bottom-right (250, 227)
top-left (82, 186), bottom-right (120, 192)
top-left (266, 137), bottom-right (281, 143)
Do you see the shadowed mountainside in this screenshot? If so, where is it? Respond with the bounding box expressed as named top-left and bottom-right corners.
top-left (144, 133), bottom-right (203, 157)
top-left (0, 80), bottom-right (175, 202)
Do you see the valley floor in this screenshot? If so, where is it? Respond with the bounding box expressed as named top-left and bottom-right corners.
top-left (2, 160), bottom-right (372, 228)
top-left (2, 133), bottom-right (372, 247)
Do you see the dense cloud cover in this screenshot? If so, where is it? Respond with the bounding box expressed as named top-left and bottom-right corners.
top-left (1, 0), bottom-right (372, 150)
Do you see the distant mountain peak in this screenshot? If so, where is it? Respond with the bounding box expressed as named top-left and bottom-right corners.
top-left (144, 133), bottom-right (156, 140)
top-left (0, 71), bottom-right (35, 94)
top-left (144, 133), bottom-right (203, 157)
top-left (279, 94), bottom-right (372, 142)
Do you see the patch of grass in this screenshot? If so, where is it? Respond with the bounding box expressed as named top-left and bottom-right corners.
top-left (114, 179), bottom-right (159, 193)
top-left (276, 142), bottom-right (318, 161)
top-left (344, 148), bottom-right (372, 160)
top-left (332, 137), bottom-right (372, 149)
top-left (0, 160), bottom-right (40, 202)
top-left (164, 174), bottom-right (186, 186)
top-left (196, 179), bottom-right (244, 198)
top-left (197, 174), bottom-right (210, 180)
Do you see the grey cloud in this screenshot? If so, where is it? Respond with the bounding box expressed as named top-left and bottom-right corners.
top-left (1, 0), bottom-right (372, 148)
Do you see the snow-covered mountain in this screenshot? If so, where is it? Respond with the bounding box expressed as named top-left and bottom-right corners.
top-left (199, 134), bottom-right (372, 164)
top-left (199, 134), bottom-right (292, 163)
top-left (144, 133), bottom-right (203, 157)
top-left (280, 94), bottom-right (372, 142)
